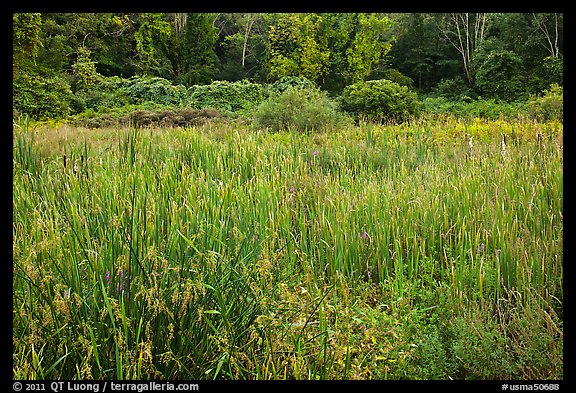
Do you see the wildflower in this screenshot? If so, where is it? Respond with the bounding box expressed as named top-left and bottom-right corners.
top-left (105, 270), bottom-right (110, 283)
top-left (477, 243), bottom-right (486, 254)
top-left (289, 186), bottom-right (294, 193)
top-left (312, 150), bottom-right (320, 156)
top-left (363, 231), bottom-right (368, 239)
top-left (367, 271), bottom-right (371, 280)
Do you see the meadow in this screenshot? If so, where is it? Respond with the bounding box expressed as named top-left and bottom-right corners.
top-left (13, 116), bottom-right (563, 380)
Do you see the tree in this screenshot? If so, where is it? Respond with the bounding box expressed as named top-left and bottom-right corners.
top-left (166, 13), bottom-right (219, 86)
top-left (71, 47), bottom-right (101, 90)
top-left (266, 13), bottom-right (394, 93)
top-left (386, 13), bottom-right (459, 92)
top-left (345, 13), bottom-right (393, 83)
top-left (266, 13), bottom-right (330, 84)
top-left (133, 13), bottom-right (172, 76)
top-left (440, 13), bottom-right (489, 85)
top-left (13, 13), bottom-right (42, 75)
top-left (532, 13), bottom-right (562, 59)
top-left (474, 48), bottom-right (525, 101)
top-left (213, 13), bottom-right (268, 81)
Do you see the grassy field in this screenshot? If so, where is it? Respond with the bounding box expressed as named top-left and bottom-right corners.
top-left (13, 116), bottom-right (563, 380)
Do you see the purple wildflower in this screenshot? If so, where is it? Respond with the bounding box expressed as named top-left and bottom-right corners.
top-left (312, 150), bottom-right (320, 156)
top-left (105, 270), bottom-right (110, 283)
top-left (367, 271), bottom-right (371, 280)
top-left (481, 243), bottom-right (486, 253)
top-left (363, 231), bottom-right (368, 239)
top-left (289, 186), bottom-right (294, 193)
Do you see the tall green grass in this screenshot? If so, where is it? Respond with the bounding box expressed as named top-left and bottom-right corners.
top-left (13, 117), bottom-right (562, 379)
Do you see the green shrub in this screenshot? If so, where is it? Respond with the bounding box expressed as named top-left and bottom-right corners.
top-left (188, 80), bottom-right (266, 115)
top-left (527, 83), bottom-right (563, 122)
top-left (339, 79), bottom-right (420, 123)
top-left (70, 76), bottom-right (178, 115)
top-left (13, 73), bottom-right (73, 120)
top-left (421, 96), bottom-right (528, 120)
top-left (254, 87), bottom-right (349, 132)
top-left (123, 76), bottom-right (189, 106)
top-left (432, 76), bottom-right (477, 101)
top-left (376, 68), bottom-right (414, 87)
top-left (267, 76), bottom-right (317, 94)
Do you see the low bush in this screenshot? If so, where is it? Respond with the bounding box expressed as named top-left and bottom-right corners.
top-left (72, 106), bottom-right (225, 128)
top-left (13, 73), bottom-right (74, 120)
top-left (421, 96), bottom-right (528, 120)
top-left (254, 86), bottom-right (350, 132)
top-left (527, 83), bottom-right (563, 122)
top-left (339, 79), bottom-right (420, 123)
top-left (267, 75), bottom-right (318, 94)
top-left (188, 80), bottom-right (266, 115)
top-left (123, 76), bottom-right (189, 106)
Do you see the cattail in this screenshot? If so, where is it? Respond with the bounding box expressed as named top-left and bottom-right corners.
top-left (538, 132), bottom-right (542, 148)
top-left (63, 154), bottom-right (67, 169)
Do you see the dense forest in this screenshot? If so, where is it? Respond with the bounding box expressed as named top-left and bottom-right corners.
top-left (13, 12), bottom-right (563, 123)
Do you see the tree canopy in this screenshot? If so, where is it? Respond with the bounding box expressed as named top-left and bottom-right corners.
top-left (13, 12), bottom-right (563, 117)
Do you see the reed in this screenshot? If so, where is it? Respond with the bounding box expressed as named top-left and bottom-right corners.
top-left (13, 117), bottom-right (563, 379)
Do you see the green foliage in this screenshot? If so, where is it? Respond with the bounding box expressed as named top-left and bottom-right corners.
top-left (267, 14), bottom-right (330, 83)
top-left (254, 87), bottom-right (349, 132)
top-left (168, 13), bottom-right (219, 86)
top-left (266, 13), bottom-right (394, 92)
top-left (68, 76), bottom-right (265, 118)
top-left (13, 118), bottom-right (563, 379)
top-left (421, 96), bottom-right (528, 120)
top-left (72, 107), bottom-right (224, 128)
top-left (70, 76), bottom-right (131, 114)
top-left (541, 56), bottom-right (563, 87)
top-left (13, 73), bottom-right (73, 120)
top-left (432, 76), bottom-right (477, 101)
top-left (346, 14), bottom-right (393, 83)
top-left (13, 13), bottom-right (42, 73)
top-left (527, 83), bottom-right (563, 122)
top-left (124, 76), bottom-right (188, 106)
top-left (188, 80), bottom-right (265, 114)
top-left (70, 76), bottom-right (188, 115)
top-left (339, 79), bottom-right (420, 123)
top-left (376, 68), bottom-right (414, 87)
top-left (71, 47), bottom-right (102, 90)
top-left (436, 293), bottom-right (563, 379)
top-left (474, 50), bottom-right (526, 101)
top-left (134, 13), bottom-right (173, 76)
top-left (267, 76), bottom-right (317, 94)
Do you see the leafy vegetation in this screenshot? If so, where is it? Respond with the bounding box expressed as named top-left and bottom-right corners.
top-left (12, 13), bottom-right (563, 122)
top-left (254, 86), bottom-right (348, 132)
top-left (339, 79), bottom-right (421, 123)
